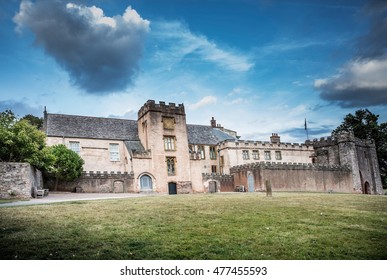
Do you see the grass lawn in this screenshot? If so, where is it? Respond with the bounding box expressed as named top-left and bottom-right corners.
top-left (0, 192), bottom-right (386, 260)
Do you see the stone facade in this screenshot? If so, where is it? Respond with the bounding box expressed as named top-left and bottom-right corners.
top-left (43, 100), bottom-right (383, 195)
top-left (231, 162), bottom-right (352, 193)
top-left (0, 163), bottom-right (43, 199)
top-left (45, 171), bottom-right (134, 193)
top-left (306, 132), bottom-right (383, 194)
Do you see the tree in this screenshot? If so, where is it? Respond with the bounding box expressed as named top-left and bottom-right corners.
top-left (20, 114), bottom-right (43, 129)
top-left (333, 109), bottom-right (387, 188)
top-left (0, 111), bottom-right (52, 169)
top-left (48, 144), bottom-right (84, 191)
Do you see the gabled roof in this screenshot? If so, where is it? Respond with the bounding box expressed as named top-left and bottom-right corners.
top-left (187, 124), bottom-right (236, 145)
top-left (45, 113), bottom-right (139, 141)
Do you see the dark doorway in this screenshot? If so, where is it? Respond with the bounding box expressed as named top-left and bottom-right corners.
top-left (168, 182), bottom-right (177, 195)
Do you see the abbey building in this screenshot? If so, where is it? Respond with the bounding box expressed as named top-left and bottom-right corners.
top-left (43, 100), bottom-right (383, 195)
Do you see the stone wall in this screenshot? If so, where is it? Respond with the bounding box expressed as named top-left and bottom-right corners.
top-left (46, 171), bottom-right (135, 193)
top-left (202, 173), bottom-right (235, 192)
top-left (0, 162), bottom-right (43, 199)
top-left (231, 162), bottom-right (353, 193)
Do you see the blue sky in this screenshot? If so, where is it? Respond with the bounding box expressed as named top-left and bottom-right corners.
top-left (0, 0), bottom-right (386, 142)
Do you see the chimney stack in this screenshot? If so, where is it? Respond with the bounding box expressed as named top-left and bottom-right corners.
top-left (211, 117), bottom-right (216, 128)
top-left (270, 133), bottom-right (280, 144)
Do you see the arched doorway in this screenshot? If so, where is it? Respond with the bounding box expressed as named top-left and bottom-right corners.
top-left (248, 173), bottom-right (255, 192)
top-left (364, 181), bottom-right (371, 195)
top-left (209, 181), bottom-right (217, 193)
top-left (140, 175), bottom-right (153, 192)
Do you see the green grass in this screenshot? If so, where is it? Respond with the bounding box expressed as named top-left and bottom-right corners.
top-left (0, 192), bottom-right (386, 260)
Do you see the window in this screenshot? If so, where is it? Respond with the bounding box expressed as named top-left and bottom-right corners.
top-left (275, 151), bottom-right (282, 160)
top-left (166, 157), bottom-right (176, 176)
top-left (197, 145), bottom-right (205, 159)
top-left (264, 151), bottom-right (271, 160)
top-left (242, 150), bottom-right (249, 160)
top-left (209, 146), bottom-right (217, 160)
top-left (252, 150), bottom-right (259, 160)
top-left (189, 145), bottom-right (196, 153)
top-left (211, 165), bottom-right (217, 173)
top-left (69, 141), bottom-right (80, 154)
top-left (164, 136), bottom-right (176, 151)
top-left (110, 143), bottom-right (120, 161)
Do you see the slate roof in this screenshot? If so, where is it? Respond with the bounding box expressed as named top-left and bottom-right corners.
top-left (45, 114), bottom-right (139, 141)
top-left (124, 140), bottom-right (146, 153)
top-left (45, 114), bottom-right (236, 145)
top-left (187, 124), bottom-right (237, 145)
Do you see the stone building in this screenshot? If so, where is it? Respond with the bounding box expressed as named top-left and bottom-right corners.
top-left (43, 100), bottom-right (383, 195)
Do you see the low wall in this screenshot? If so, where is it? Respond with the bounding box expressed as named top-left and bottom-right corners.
top-left (46, 171), bottom-right (135, 193)
top-left (0, 162), bottom-right (43, 199)
top-left (202, 173), bottom-right (235, 192)
top-left (231, 162), bottom-right (353, 193)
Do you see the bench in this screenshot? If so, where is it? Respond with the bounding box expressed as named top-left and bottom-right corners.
top-left (35, 188), bottom-right (49, 198)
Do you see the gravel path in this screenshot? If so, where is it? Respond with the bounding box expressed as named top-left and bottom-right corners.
top-left (0, 192), bottom-right (156, 207)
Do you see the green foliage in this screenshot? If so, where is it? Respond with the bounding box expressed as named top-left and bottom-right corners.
top-left (333, 109), bottom-right (387, 187)
top-left (20, 114), bottom-right (43, 129)
top-left (0, 113), bottom-right (51, 169)
top-left (0, 110), bottom-right (83, 186)
top-left (48, 144), bottom-right (84, 184)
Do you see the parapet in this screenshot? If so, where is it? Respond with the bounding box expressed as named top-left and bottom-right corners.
top-left (138, 100), bottom-right (185, 119)
top-left (219, 139), bottom-right (313, 150)
top-left (306, 136), bottom-right (338, 148)
top-left (230, 162), bottom-right (351, 173)
top-left (202, 173), bottom-right (234, 181)
top-left (81, 171), bottom-right (134, 179)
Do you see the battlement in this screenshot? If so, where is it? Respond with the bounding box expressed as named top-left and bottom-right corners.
top-left (81, 171), bottom-right (134, 179)
top-left (230, 162), bottom-right (351, 173)
top-left (202, 173), bottom-right (234, 181)
top-left (219, 139), bottom-right (313, 150)
top-left (306, 136), bottom-right (338, 147)
top-left (138, 100), bottom-right (185, 119)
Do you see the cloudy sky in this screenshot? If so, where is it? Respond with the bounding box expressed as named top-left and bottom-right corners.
top-left (1, 0), bottom-right (386, 142)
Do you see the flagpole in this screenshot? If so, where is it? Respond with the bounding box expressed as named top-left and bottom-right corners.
top-left (305, 118), bottom-right (309, 140)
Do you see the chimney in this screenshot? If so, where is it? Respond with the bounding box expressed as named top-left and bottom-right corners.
top-left (270, 133), bottom-right (280, 144)
top-left (211, 117), bottom-right (216, 128)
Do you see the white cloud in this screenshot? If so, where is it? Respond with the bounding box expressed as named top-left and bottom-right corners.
top-left (152, 21), bottom-right (254, 72)
top-left (188, 96), bottom-right (217, 110)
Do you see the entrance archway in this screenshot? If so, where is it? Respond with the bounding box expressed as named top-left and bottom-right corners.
top-left (209, 181), bottom-right (217, 193)
top-left (140, 175), bottom-right (153, 191)
top-left (248, 173), bottom-right (255, 192)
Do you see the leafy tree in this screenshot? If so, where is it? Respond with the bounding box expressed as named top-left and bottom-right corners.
top-left (0, 111), bottom-right (52, 169)
top-left (0, 110), bottom-right (17, 128)
top-left (21, 114), bottom-right (43, 129)
top-left (333, 109), bottom-right (387, 188)
top-left (48, 144), bottom-right (84, 191)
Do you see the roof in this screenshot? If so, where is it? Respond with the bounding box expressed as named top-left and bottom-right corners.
top-left (187, 124), bottom-right (236, 145)
top-left (45, 113), bottom-right (139, 141)
top-left (45, 113), bottom-right (236, 145)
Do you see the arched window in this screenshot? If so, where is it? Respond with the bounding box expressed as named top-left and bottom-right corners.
top-left (140, 175), bottom-right (153, 191)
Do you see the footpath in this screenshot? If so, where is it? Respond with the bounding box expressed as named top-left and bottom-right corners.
top-left (0, 192), bottom-right (153, 207)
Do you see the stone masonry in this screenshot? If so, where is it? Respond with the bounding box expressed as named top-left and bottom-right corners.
top-left (0, 162), bottom-right (43, 199)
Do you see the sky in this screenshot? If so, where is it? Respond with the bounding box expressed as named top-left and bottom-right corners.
top-left (0, 0), bottom-right (386, 143)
